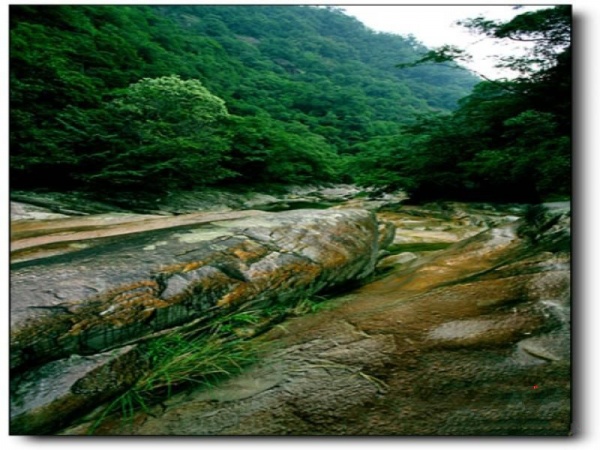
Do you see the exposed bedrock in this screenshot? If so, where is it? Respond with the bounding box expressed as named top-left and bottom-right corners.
top-left (62, 204), bottom-right (571, 436)
top-left (10, 208), bottom-right (389, 434)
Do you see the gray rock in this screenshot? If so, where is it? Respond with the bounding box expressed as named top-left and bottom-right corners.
top-left (241, 193), bottom-right (280, 209)
top-left (10, 191), bottom-right (128, 215)
top-left (10, 345), bottom-right (146, 435)
top-left (11, 209), bottom-right (382, 370)
top-left (11, 202), bottom-right (71, 221)
top-left (517, 332), bottom-right (570, 362)
top-left (317, 185), bottom-right (362, 201)
top-left (57, 202), bottom-right (571, 437)
top-left (377, 221), bottom-right (396, 250)
top-left (10, 208), bottom-right (387, 434)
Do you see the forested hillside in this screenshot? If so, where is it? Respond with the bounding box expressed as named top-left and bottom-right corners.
top-left (10, 5), bottom-right (477, 194)
top-left (11, 5), bottom-right (570, 203)
top-left (348, 6), bottom-right (571, 202)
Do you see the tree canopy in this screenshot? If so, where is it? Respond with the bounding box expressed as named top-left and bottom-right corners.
top-left (10, 5), bottom-right (570, 203)
top-left (349, 5), bottom-right (571, 202)
top-left (10, 5), bottom-right (477, 195)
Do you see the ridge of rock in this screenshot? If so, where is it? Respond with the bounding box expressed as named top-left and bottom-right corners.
top-left (10, 208), bottom-right (388, 434)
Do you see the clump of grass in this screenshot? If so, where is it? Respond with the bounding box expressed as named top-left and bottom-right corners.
top-left (291, 296), bottom-right (331, 315)
top-left (88, 294), bottom-right (332, 434)
top-left (89, 331), bottom-right (258, 434)
top-left (138, 333), bottom-right (257, 397)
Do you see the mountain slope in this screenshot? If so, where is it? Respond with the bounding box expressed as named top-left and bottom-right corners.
top-left (10, 5), bottom-right (478, 193)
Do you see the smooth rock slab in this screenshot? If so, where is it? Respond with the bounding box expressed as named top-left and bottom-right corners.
top-left (376, 252), bottom-right (418, 270)
top-left (69, 210), bottom-right (570, 436)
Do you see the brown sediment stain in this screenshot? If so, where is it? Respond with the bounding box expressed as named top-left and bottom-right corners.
top-left (181, 261), bottom-right (204, 273)
top-left (231, 239), bottom-right (271, 263)
top-left (216, 257), bottom-right (322, 307)
top-left (68, 292), bottom-right (168, 335)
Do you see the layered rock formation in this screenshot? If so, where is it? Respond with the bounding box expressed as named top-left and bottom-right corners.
top-left (61, 203), bottom-right (571, 436)
top-left (11, 198), bottom-right (571, 436)
top-left (10, 208), bottom-right (388, 434)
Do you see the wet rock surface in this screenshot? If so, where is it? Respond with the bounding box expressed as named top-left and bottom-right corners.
top-left (10, 196), bottom-right (571, 436)
top-left (61, 202), bottom-right (571, 436)
top-left (10, 209), bottom-right (265, 264)
top-left (10, 207), bottom-right (384, 434)
top-left (10, 201), bottom-right (72, 221)
top-left (11, 184), bottom-right (402, 216)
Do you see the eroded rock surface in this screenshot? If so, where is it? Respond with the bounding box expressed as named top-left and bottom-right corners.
top-left (10, 208), bottom-right (385, 434)
top-left (63, 203), bottom-right (571, 436)
top-left (10, 345), bottom-right (147, 435)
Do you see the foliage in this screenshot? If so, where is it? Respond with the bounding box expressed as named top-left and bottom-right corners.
top-left (458, 6), bottom-right (571, 77)
top-left (11, 5), bottom-right (569, 202)
top-left (10, 5), bottom-right (477, 194)
top-left (350, 5), bottom-right (571, 202)
top-left (222, 115), bottom-right (339, 185)
top-left (88, 293), bottom-right (330, 433)
top-left (75, 75), bottom-right (235, 191)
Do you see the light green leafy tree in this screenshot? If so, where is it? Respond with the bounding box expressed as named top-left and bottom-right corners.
top-left (80, 75), bottom-right (234, 191)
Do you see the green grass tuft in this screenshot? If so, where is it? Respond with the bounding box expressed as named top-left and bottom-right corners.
top-left (88, 294), bottom-right (332, 434)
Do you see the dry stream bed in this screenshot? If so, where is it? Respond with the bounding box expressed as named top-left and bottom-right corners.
top-left (10, 197), bottom-right (571, 435)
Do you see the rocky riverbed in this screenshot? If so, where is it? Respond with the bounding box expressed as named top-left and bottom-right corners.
top-left (10, 188), bottom-right (571, 435)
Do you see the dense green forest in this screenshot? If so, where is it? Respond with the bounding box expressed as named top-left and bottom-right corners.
top-left (350, 6), bottom-right (571, 202)
top-left (10, 5), bottom-right (570, 202)
top-left (9, 5), bottom-right (477, 193)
